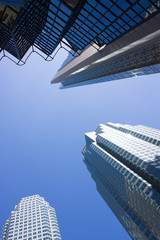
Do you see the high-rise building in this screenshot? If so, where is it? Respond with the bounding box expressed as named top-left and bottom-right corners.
top-left (82, 123), bottom-right (160, 240)
top-left (51, 1), bottom-right (160, 88)
top-left (1, 195), bottom-right (61, 240)
top-left (1, 0), bottom-right (160, 65)
top-left (0, 0), bottom-right (84, 64)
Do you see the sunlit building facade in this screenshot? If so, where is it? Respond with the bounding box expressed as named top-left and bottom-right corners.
top-left (52, 1), bottom-right (160, 88)
top-left (1, 195), bottom-right (61, 240)
top-left (82, 123), bottom-right (160, 240)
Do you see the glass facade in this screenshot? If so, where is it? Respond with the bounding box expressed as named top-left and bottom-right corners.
top-left (60, 63), bottom-right (160, 88)
top-left (1, 195), bottom-right (61, 240)
top-left (82, 123), bottom-right (160, 240)
top-left (65, 0), bottom-right (160, 50)
top-left (60, 40), bottom-right (160, 88)
top-left (1, 0), bottom-right (160, 64)
top-left (0, 0), bottom-right (50, 61)
top-left (0, 0), bottom-right (79, 63)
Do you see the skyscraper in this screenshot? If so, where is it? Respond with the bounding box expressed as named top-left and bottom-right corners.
top-left (51, 1), bottom-right (160, 88)
top-left (0, 0), bottom-right (84, 64)
top-left (1, 0), bottom-right (160, 65)
top-left (82, 123), bottom-right (160, 240)
top-left (1, 195), bottom-right (61, 240)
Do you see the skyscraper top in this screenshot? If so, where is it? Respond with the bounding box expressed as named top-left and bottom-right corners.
top-left (83, 122), bottom-right (160, 240)
top-left (84, 123), bottom-right (160, 188)
top-left (1, 195), bottom-right (61, 240)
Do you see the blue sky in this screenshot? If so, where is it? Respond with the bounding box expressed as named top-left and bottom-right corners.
top-left (0, 49), bottom-right (160, 240)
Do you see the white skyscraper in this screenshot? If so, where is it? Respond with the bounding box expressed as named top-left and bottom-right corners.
top-left (1, 195), bottom-right (61, 240)
top-left (83, 123), bottom-right (160, 240)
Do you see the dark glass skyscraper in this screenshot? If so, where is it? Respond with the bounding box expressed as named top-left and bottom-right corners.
top-left (1, 0), bottom-right (160, 65)
top-left (82, 123), bottom-right (160, 240)
top-left (0, 0), bottom-right (84, 64)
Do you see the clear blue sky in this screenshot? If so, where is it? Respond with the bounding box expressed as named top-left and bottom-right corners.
top-left (0, 49), bottom-right (160, 240)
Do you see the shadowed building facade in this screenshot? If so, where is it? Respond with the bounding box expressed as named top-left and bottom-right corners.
top-left (0, 0), bottom-right (85, 64)
top-left (1, 0), bottom-right (160, 65)
top-left (82, 123), bottom-right (160, 240)
top-left (1, 195), bottom-right (61, 240)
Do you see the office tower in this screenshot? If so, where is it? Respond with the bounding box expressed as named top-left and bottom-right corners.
top-left (0, 0), bottom-right (84, 64)
top-left (51, 1), bottom-right (160, 88)
top-left (1, 1), bottom-right (160, 65)
top-left (82, 123), bottom-right (160, 240)
top-left (1, 195), bottom-right (61, 240)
